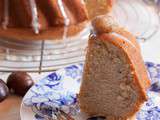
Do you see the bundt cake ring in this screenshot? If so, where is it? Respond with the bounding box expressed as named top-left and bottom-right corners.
top-left (0, 0), bottom-right (114, 41)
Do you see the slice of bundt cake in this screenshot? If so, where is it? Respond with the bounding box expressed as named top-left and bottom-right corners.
top-left (0, 0), bottom-right (114, 40)
top-left (79, 15), bottom-right (150, 119)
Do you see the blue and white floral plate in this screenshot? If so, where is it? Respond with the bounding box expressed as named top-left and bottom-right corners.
top-left (20, 62), bottom-right (160, 120)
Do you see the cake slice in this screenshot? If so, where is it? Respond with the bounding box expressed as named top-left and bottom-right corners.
top-left (79, 15), bottom-right (150, 119)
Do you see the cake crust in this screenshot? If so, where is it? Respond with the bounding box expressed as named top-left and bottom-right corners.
top-left (0, 22), bottom-right (87, 40)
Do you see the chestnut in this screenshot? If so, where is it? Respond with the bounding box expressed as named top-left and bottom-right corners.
top-left (0, 79), bottom-right (9, 102)
top-left (7, 71), bottom-right (34, 96)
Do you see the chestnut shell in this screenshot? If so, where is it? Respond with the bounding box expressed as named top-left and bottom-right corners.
top-left (7, 71), bottom-right (34, 96)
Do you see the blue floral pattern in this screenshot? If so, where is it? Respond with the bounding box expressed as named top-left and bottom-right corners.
top-left (136, 91), bottom-right (160, 120)
top-left (23, 62), bottom-right (160, 120)
top-left (146, 62), bottom-right (160, 92)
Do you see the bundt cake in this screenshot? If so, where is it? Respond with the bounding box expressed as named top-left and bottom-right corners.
top-left (0, 0), bottom-right (114, 40)
top-left (79, 15), bottom-right (150, 119)
top-left (85, 0), bottom-right (114, 19)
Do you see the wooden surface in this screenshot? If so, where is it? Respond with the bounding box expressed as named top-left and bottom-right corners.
top-left (0, 95), bottom-right (22, 120)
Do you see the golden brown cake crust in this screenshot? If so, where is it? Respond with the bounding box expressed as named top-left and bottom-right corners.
top-left (0, 22), bottom-right (87, 40)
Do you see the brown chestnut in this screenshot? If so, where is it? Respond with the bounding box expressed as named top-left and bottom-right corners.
top-left (7, 71), bottom-right (34, 96)
top-left (0, 79), bottom-right (9, 102)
